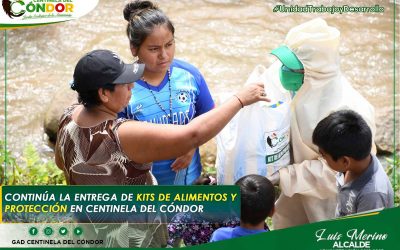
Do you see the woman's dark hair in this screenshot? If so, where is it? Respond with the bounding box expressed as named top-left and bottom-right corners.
top-left (123, 0), bottom-right (175, 49)
top-left (77, 84), bottom-right (116, 108)
top-left (312, 110), bottom-right (372, 161)
top-left (235, 175), bottom-right (275, 225)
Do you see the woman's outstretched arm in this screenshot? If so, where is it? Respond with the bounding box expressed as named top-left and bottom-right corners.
top-left (118, 83), bottom-right (269, 163)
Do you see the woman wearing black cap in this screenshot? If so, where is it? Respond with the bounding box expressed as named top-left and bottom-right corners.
top-left (55, 49), bottom-right (269, 186)
top-left (54, 49), bottom-right (268, 247)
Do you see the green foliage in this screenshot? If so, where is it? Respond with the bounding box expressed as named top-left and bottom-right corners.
top-left (200, 149), bottom-right (217, 177)
top-left (0, 140), bottom-right (20, 185)
top-left (0, 140), bottom-right (66, 185)
top-left (20, 143), bottom-right (66, 185)
top-left (385, 154), bottom-right (399, 207)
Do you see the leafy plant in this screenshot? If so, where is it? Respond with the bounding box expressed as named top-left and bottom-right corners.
top-left (0, 139), bottom-right (21, 185)
top-left (385, 154), bottom-right (399, 207)
top-left (0, 140), bottom-right (65, 185)
top-left (20, 143), bottom-right (66, 185)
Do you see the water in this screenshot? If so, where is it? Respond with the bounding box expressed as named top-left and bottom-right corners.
top-left (0, 0), bottom-right (398, 159)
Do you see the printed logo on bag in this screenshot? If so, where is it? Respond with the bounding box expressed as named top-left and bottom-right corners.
top-left (264, 129), bottom-right (290, 164)
top-left (266, 132), bottom-right (279, 148)
top-left (0, 0), bottom-right (98, 29)
top-left (315, 228), bottom-right (388, 249)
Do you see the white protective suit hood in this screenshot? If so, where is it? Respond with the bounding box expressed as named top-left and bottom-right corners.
top-left (285, 18), bottom-right (376, 163)
top-left (272, 18), bottom-right (377, 229)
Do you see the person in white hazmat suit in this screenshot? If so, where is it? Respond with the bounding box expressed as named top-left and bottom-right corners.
top-left (269, 18), bottom-right (376, 229)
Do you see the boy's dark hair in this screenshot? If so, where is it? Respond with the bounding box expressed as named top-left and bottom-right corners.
top-left (235, 174), bottom-right (275, 225)
top-left (312, 110), bottom-right (372, 161)
top-left (77, 84), bottom-right (116, 108)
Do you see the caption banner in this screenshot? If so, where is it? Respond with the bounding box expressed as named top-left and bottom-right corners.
top-left (1, 185), bottom-right (240, 223)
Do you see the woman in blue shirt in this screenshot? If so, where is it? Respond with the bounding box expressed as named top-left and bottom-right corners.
top-left (119, 0), bottom-right (215, 185)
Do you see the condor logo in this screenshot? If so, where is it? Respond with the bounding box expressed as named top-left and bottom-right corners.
top-left (2, 0), bottom-right (74, 19)
top-left (0, 0), bottom-right (98, 29)
top-left (2, 0), bottom-right (24, 18)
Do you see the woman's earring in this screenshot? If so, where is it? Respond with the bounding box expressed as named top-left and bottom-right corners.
top-left (133, 56), bottom-right (139, 63)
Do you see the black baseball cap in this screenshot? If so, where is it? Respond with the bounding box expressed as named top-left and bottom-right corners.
top-left (71, 49), bottom-right (144, 91)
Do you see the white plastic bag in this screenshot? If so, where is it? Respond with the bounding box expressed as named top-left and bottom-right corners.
top-left (216, 64), bottom-right (291, 184)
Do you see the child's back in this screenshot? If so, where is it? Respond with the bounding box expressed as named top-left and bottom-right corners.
top-left (210, 174), bottom-right (275, 242)
top-left (210, 226), bottom-right (268, 242)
